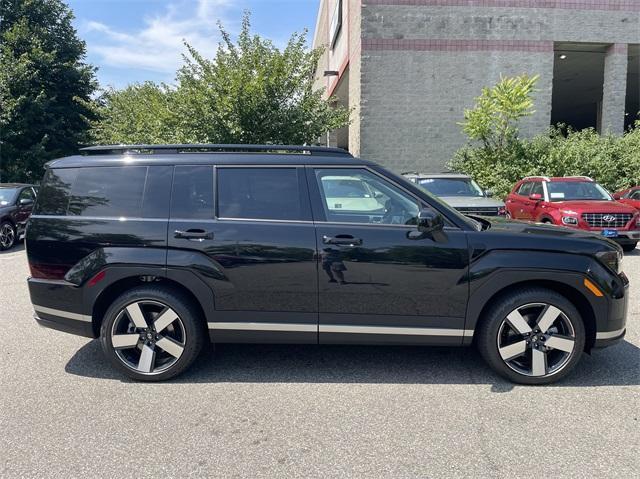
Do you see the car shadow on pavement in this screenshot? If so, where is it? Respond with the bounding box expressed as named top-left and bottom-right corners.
top-left (65, 339), bottom-right (640, 390)
top-left (0, 242), bottom-right (25, 255)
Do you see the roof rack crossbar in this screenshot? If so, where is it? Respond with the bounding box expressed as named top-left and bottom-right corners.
top-left (80, 144), bottom-right (352, 157)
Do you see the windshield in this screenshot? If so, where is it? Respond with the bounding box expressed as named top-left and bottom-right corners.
top-left (418, 178), bottom-right (484, 197)
top-left (547, 181), bottom-right (612, 202)
top-left (0, 188), bottom-right (19, 206)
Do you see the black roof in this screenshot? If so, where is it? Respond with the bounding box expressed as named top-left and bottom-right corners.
top-left (47, 144), bottom-right (372, 168)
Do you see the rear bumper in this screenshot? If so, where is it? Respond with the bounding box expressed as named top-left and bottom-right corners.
top-left (28, 277), bottom-right (94, 338)
top-left (33, 309), bottom-right (94, 338)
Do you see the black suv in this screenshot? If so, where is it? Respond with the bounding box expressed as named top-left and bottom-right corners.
top-left (26, 145), bottom-right (629, 384)
top-left (1, 183), bottom-right (37, 250)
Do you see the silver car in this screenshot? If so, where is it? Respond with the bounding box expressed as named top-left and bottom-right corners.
top-left (403, 173), bottom-right (506, 216)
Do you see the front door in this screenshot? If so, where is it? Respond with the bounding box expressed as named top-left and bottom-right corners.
top-left (308, 167), bottom-right (471, 345)
top-left (167, 165), bottom-right (318, 343)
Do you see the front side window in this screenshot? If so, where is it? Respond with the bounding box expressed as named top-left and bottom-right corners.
top-left (629, 189), bottom-right (640, 200)
top-left (516, 182), bottom-right (532, 197)
top-left (217, 167), bottom-right (309, 221)
top-left (17, 188), bottom-right (35, 203)
top-left (315, 168), bottom-right (420, 225)
top-left (418, 177), bottom-right (484, 197)
top-left (68, 167), bottom-right (147, 217)
top-left (530, 182), bottom-right (544, 197)
top-left (547, 181), bottom-right (612, 202)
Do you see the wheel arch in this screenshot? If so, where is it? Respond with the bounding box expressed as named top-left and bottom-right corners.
top-left (91, 275), bottom-right (211, 340)
top-left (470, 279), bottom-right (597, 351)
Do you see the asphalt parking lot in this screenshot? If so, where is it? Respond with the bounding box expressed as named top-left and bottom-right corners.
top-left (1, 243), bottom-right (638, 478)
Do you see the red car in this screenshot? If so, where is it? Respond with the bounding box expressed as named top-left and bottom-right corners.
top-left (505, 176), bottom-right (640, 252)
top-left (613, 186), bottom-right (640, 211)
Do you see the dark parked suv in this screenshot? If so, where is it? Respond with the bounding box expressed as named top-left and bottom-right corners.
top-left (1, 183), bottom-right (37, 250)
top-left (27, 145), bottom-right (629, 384)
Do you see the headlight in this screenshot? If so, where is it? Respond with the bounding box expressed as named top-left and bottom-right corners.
top-left (596, 250), bottom-right (623, 274)
top-left (562, 216), bottom-right (578, 225)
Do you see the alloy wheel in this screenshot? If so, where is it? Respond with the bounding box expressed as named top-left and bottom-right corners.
top-left (110, 300), bottom-right (186, 375)
top-left (497, 302), bottom-right (576, 377)
top-left (0, 223), bottom-right (15, 249)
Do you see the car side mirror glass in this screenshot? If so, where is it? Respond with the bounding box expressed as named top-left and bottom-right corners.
top-left (19, 198), bottom-right (34, 206)
top-left (484, 189), bottom-right (494, 197)
top-left (417, 208), bottom-right (444, 233)
top-left (529, 193), bottom-right (542, 201)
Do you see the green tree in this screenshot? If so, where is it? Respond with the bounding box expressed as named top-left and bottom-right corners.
top-left (93, 13), bottom-right (350, 145)
top-left (0, 0), bottom-right (98, 182)
top-left (460, 74), bottom-right (538, 151)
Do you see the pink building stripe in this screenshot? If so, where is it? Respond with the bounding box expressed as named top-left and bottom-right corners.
top-left (362, 38), bottom-right (555, 52)
top-left (364, 1), bottom-right (640, 12)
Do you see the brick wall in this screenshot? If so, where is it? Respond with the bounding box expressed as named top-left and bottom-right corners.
top-left (356, 1), bottom-right (639, 171)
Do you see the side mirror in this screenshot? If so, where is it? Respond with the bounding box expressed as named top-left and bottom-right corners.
top-left (417, 208), bottom-right (444, 234)
top-left (19, 198), bottom-right (34, 206)
top-left (529, 193), bottom-right (543, 201)
top-left (612, 193), bottom-right (621, 200)
top-left (484, 189), bottom-right (494, 198)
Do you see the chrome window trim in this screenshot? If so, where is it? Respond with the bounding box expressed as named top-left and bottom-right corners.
top-left (30, 215), bottom-right (168, 222)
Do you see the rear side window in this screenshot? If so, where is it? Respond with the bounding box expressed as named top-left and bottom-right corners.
top-left (34, 168), bottom-right (78, 215)
top-left (170, 165), bottom-right (214, 219)
top-left (142, 166), bottom-right (173, 218)
top-left (68, 167), bottom-right (146, 217)
top-left (217, 167), bottom-right (310, 221)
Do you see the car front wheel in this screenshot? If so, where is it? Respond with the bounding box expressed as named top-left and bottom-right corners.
top-left (622, 242), bottom-right (637, 253)
top-left (100, 285), bottom-right (205, 381)
top-left (0, 221), bottom-right (16, 250)
top-left (477, 288), bottom-right (585, 385)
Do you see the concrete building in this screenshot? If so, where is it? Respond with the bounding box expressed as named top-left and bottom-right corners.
top-left (312, 0), bottom-right (640, 173)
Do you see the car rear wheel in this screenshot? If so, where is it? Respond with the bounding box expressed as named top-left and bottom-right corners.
top-left (100, 286), bottom-right (205, 381)
top-left (477, 288), bottom-right (585, 385)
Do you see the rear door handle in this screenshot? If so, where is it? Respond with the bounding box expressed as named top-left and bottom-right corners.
top-left (174, 229), bottom-right (214, 241)
top-left (322, 234), bottom-right (363, 246)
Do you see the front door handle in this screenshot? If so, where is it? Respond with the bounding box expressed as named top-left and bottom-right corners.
top-left (174, 229), bottom-right (214, 241)
top-left (322, 234), bottom-right (363, 246)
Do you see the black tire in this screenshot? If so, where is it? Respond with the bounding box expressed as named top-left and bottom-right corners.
top-left (100, 285), bottom-right (205, 381)
top-left (0, 221), bottom-right (16, 250)
top-left (476, 287), bottom-right (585, 385)
top-left (541, 218), bottom-right (553, 224)
top-left (622, 242), bottom-right (637, 253)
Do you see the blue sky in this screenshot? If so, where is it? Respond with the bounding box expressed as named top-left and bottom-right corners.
top-left (67, 0), bottom-right (319, 89)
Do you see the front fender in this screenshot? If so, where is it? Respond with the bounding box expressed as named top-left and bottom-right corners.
top-left (464, 250), bottom-right (612, 335)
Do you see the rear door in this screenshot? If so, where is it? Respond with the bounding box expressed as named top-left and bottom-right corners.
top-left (167, 165), bottom-right (318, 343)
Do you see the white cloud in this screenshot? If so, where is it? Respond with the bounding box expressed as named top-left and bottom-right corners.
top-left (84, 0), bottom-right (234, 77)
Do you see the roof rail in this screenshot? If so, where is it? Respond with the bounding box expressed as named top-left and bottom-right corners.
top-left (79, 144), bottom-right (353, 158)
top-left (564, 175), bottom-right (594, 181)
top-left (522, 175), bottom-right (551, 181)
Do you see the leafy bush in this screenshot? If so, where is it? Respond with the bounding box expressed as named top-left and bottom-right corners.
top-left (451, 125), bottom-right (640, 199)
top-left (449, 74), bottom-right (640, 198)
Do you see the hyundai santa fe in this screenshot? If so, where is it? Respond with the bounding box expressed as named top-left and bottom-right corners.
top-left (26, 145), bottom-right (629, 384)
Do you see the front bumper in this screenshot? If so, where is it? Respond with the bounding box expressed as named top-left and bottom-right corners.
top-left (593, 328), bottom-right (626, 348)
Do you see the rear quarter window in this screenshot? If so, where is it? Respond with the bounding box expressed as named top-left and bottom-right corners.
top-left (68, 166), bottom-right (147, 217)
top-left (34, 168), bottom-right (78, 215)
